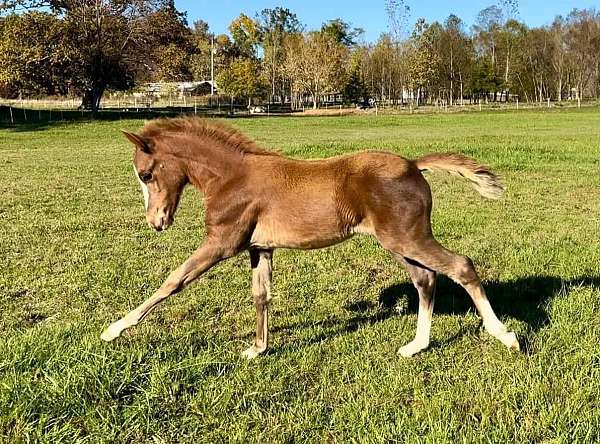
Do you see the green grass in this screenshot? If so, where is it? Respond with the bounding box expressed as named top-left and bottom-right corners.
top-left (1, 108), bottom-right (600, 443)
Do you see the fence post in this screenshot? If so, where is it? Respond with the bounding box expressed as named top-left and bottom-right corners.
top-left (9, 106), bottom-right (14, 124)
top-left (516, 98), bottom-right (519, 110)
top-left (547, 97), bottom-right (550, 108)
top-left (194, 99), bottom-right (197, 115)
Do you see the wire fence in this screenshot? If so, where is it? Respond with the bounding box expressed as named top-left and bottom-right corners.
top-left (0, 96), bottom-right (597, 125)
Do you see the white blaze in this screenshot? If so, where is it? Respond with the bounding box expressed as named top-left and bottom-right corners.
top-left (133, 164), bottom-right (150, 210)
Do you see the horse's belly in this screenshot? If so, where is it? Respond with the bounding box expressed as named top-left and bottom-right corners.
top-left (249, 217), bottom-right (350, 249)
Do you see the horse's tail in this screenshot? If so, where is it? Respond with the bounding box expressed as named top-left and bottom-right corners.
top-left (414, 153), bottom-right (505, 200)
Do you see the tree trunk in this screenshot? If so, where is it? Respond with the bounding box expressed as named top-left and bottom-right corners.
top-left (80, 83), bottom-right (106, 115)
top-left (449, 47), bottom-right (454, 107)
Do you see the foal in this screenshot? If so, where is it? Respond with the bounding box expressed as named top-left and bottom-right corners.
top-left (101, 117), bottom-right (519, 358)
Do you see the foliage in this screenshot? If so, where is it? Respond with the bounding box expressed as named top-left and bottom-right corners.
top-left (0, 12), bottom-right (69, 97)
top-left (283, 31), bottom-right (349, 108)
top-left (229, 13), bottom-right (261, 59)
top-left (343, 49), bottom-right (368, 104)
top-left (0, 0), bottom-right (192, 112)
top-left (2, 2), bottom-right (600, 105)
top-left (216, 58), bottom-right (266, 104)
top-left (256, 7), bottom-right (303, 99)
top-left (320, 19), bottom-right (364, 47)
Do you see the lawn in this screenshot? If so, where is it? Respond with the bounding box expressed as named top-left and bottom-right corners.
top-left (1, 108), bottom-right (599, 443)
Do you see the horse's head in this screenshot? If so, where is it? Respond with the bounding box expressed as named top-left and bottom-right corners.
top-left (122, 130), bottom-right (187, 231)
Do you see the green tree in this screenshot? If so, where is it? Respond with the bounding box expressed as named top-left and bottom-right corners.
top-left (257, 7), bottom-right (303, 100)
top-left (343, 49), bottom-right (368, 104)
top-left (320, 19), bottom-right (364, 47)
top-left (283, 32), bottom-right (349, 108)
top-left (216, 58), bottom-right (266, 108)
top-left (229, 13), bottom-right (261, 59)
top-left (1, 0), bottom-right (190, 113)
top-left (0, 12), bottom-right (69, 97)
top-left (407, 19), bottom-right (440, 105)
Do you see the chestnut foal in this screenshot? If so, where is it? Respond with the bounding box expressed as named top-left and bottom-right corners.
top-left (101, 117), bottom-right (519, 358)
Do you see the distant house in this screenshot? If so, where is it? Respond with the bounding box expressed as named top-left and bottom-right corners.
top-left (134, 81), bottom-right (218, 98)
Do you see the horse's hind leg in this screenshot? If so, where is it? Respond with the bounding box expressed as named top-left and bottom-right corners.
top-left (380, 230), bottom-right (518, 352)
top-left (242, 249), bottom-right (273, 359)
top-left (393, 254), bottom-right (436, 357)
top-left (399, 237), bottom-right (519, 351)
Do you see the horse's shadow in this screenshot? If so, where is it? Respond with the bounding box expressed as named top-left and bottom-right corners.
top-left (266, 275), bottom-right (600, 355)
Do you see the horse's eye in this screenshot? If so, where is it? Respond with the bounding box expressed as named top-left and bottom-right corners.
top-left (139, 171), bottom-right (153, 183)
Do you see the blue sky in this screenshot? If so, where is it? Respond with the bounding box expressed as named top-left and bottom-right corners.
top-left (174, 0), bottom-right (599, 42)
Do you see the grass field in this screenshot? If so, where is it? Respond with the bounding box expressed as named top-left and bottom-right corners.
top-left (1, 109), bottom-right (600, 443)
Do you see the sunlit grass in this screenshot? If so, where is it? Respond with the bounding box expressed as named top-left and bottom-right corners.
top-left (1, 108), bottom-right (599, 442)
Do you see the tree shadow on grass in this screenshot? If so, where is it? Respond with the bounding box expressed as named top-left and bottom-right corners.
top-left (0, 106), bottom-right (303, 132)
top-left (262, 275), bottom-right (600, 356)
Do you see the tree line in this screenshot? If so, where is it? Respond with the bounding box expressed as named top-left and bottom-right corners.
top-left (1, 0), bottom-right (599, 112)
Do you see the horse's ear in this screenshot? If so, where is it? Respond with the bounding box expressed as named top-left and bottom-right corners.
top-left (121, 130), bottom-right (152, 154)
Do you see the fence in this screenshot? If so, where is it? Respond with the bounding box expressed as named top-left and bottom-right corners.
top-left (1, 97), bottom-right (598, 125)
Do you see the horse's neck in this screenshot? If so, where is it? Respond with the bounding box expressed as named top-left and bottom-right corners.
top-left (182, 137), bottom-right (246, 193)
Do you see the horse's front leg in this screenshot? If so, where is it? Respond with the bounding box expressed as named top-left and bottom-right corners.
top-left (101, 241), bottom-right (228, 341)
top-left (242, 249), bottom-right (273, 359)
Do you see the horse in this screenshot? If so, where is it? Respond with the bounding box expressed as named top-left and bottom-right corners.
top-left (100, 117), bottom-right (519, 358)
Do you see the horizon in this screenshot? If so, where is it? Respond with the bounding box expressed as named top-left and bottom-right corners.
top-left (175, 0), bottom-right (600, 42)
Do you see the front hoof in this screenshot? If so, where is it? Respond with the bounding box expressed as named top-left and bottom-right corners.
top-left (100, 322), bottom-right (123, 342)
top-left (498, 331), bottom-right (520, 351)
top-left (241, 345), bottom-right (266, 360)
top-left (398, 341), bottom-right (427, 358)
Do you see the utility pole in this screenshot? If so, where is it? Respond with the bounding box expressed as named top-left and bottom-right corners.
top-left (210, 35), bottom-right (215, 96)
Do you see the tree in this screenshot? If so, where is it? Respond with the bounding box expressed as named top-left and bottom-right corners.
top-left (406, 19), bottom-right (440, 105)
top-left (473, 5), bottom-right (503, 67)
top-left (550, 17), bottom-right (568, 101)
top-left (385, 0), bottom-right (411, 39)
top-left (256, 7), bottom-right (303, 100)
top-left (229, 13), bottom-right (261, 59)
top-left (0, 12), bottom-right (69, 97)
top-left (440, 14), bottom-right (474, 105)
top-left (1, 0), bottom-right (190, 113)
top-left (358, 34), bottom-right (407, 104)
top-left (216, 58), bottom-right (266, 108)
top-left (320, 19), bottom-right (364, 47)
top-left (565, 9), bottom-right (600, 100)
top-left (283, 32), bottom-right (349, 109)
top-left (343, 48), bottom-right (368, 104)
top-left (143, 1), bottom-right (193, 82)
top-left (189, 20), bottom-right (213, 81)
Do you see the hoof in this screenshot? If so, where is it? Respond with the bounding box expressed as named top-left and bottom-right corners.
top-left (100, 322), bottom-right (123, 342)
top-left (498, 331), bottom-right (520, 351)
top-left (398, 341), bottom-right (428, 358)
top-left (241, 345), bottom-right (266, 360)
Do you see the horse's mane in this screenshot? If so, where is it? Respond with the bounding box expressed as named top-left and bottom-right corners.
top-left (139, 117), bottom-right (279, 157)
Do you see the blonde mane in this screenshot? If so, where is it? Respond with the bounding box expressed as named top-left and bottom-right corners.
top-left (139, 117), bottom-right (279, 156)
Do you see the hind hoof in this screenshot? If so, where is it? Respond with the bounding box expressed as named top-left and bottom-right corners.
top-left (498, 331), bottom-right (520, 351)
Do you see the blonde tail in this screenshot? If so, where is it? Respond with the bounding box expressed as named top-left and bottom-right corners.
top-left (415, 153), bottom-right (505, 199)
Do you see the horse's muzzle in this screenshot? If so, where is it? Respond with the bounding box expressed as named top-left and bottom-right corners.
top-left (147, 210), bottom-right (172, 232)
